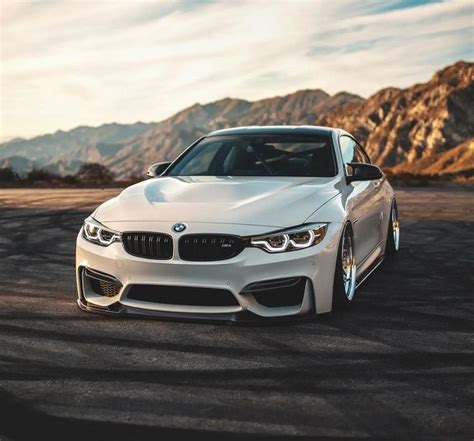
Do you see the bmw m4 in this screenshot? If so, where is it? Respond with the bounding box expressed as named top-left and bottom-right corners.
top-left (76, 126), bottom-right (399, 322)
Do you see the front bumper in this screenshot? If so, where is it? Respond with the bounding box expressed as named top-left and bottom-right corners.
top-left (75, 222), bottom-right (342, 322)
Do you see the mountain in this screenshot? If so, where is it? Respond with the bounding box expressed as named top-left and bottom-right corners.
top-left (0, 122), bottom-right (156, 173)
top-left (318, 61), bottom-right (473, 169)
top-left (0, 61), bottom-right (472, 180)
top-left (391, 138), bottom-right (474, 176)
top-left (0, 156), bottom-right (37, 176)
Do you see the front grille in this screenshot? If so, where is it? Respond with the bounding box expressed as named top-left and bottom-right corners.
top-left (122, 232), bottom-right (173, 259)
top-left (179, 234), bottom-right (245, 261)
top-left (127, 285), bottom-right (240, 307)
top-left (241, 277), bottom-right (306, 307)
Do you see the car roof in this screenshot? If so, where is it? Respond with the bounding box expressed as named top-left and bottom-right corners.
top-left (207, 125), bottom-right (343, 137)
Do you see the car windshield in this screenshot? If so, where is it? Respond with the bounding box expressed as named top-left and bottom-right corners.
top-left (167, 134), bottom-right (336, 177)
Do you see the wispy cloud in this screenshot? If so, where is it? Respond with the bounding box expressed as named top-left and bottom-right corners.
top-left (1, 0), bottom-right (472, 138)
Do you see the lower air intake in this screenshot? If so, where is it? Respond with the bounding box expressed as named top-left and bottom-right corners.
top-left (127, 285), bottom-right (240, 307)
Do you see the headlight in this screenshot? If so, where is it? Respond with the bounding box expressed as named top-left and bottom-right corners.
top-left (82, 216), bottom-right (121, 246)
top-left (249, 223), bottom-right (327, 253)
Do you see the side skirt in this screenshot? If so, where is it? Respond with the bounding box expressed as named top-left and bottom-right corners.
top-left (355, 254), bottom-right (385, 289)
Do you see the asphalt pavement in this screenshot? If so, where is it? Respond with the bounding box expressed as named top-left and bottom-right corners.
top-left (0, 187), bottom-right (473, 440)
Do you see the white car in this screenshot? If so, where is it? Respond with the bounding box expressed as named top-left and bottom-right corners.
top-left (76, 126), bottom-right (399, 322)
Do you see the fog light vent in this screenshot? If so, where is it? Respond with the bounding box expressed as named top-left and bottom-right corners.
top-left (241, 277), bottom-right (306, 307)
top-left (83, 267), bottom-right (122, 298)
top-left (98, 280), bottom-right (122, 297)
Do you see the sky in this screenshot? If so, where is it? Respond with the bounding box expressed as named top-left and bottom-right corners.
top-left (1, 0), bottom-right (473, 140)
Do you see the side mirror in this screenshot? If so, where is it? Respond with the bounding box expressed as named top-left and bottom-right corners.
top-left (346, 163), bottom-right (383, 184)
top-left (146, 162), bottom-right (171, 178)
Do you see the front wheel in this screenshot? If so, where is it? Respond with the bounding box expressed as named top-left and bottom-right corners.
top-left (332, 223), bottom-right (357, 308)
top-left (386, 200), bottom-right (400, 256)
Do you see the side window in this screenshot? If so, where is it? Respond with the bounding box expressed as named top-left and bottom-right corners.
top-left (339, 135), bottom-right (356, 164)
top-left (340, 135), bottom-right (371, 166)
top-left (354, 145), bottom-right (370, 164)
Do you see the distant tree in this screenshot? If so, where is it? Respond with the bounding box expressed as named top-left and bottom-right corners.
top-left (125, 173), bottom-right (143, 185)
top-left (63, 174), bottom-right (78, 185)
top-left (26, 168), bottom-right (58, 181)
top-left (75, 163), bottom-right (115, 184)
top-left (0, 167), bottom-right (19, 182)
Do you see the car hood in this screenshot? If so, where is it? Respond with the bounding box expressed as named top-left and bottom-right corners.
top-left (95, 176), bottom-right (341, 228)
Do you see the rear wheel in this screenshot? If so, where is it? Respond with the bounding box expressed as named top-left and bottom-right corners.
top-left (332, 223), bottom-right (357, 308)
top-left (386, 200), bottom-right (400, 256)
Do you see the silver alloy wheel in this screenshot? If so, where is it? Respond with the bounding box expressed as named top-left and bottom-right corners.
top-left (341, 225), bottom-right (356, 300)
top-left (392, 202), bottom-right (400, 251)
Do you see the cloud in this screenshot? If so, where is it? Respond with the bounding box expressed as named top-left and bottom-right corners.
top-left (1, 0), bottom-right (472, 139)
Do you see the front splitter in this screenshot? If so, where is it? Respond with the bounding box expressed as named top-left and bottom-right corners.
top-left (77, 298), bottom-right (315, 325)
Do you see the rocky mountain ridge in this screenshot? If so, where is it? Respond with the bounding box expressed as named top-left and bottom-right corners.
top-left (1, 60), bottom-right (472, 180)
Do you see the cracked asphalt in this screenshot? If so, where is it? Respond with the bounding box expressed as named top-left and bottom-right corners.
top-left (0, 187), bottom-right (473, 440)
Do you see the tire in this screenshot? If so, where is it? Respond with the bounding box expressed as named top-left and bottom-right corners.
top-left (332, 223), bottom-right (357, 309)
top-left (386, 199), bottom-right (400, 256)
